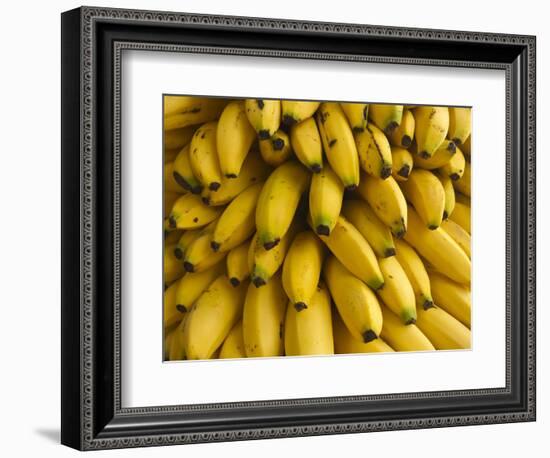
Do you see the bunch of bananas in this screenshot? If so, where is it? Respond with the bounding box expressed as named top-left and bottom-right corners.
top-left (163, 96), bottom-right (472, 361)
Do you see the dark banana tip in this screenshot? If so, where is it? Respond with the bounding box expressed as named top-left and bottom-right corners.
top-left (405, 317), bottom-right (417, 325)
top-left (168, 216), bottom-right (177, 229)
top-left (310, 163), bottom-right (322, 173)
top-left (183, 262), bottom-right (194, 273)
top-left (420, 150), bottom-right (430, 159)
top-left (258, 129), bottom-right (271, 140)
top-left (395, 228), bottom-right (406, 239)
top-left (225, 173), bottom-right (238, 179)
top-left (294, 302), bottom-right (308, 312)
top-left (190, 184), bottom-right (203, 195)
top-left (229, 277), bottom-right (240, 287)
top-left (362, 330), bottom-right (378, 343)
top-left (423, 300), bottom-right (434, 310)
top-left (201, 196), bottom-right (210, 205)
top-left (344, 184), bottom-right (358, 192)
top-left (210, 241), bottom-right (220, 252)
top-left (448, 141), bottom-right (457, 153)
top-left (316, 225), bottom-right (330, 236)
top-left (263, 239), bottom-right (280, 251)
top-left (352, 126), bottom-right (365, 134)
top-left (384, 247), bottom-right (396, 257)
top-left (175, 304), bottom-right (187, 313)
top-left (450, 173), bottom-right (460, 181)
top-left (173, 247), bottom-right (183, 259)
top-left (384, 121), bottom-right (399, 135)
top-left (428, 224), bottom-right (438, 230)
top-left (256, 99), bottom-right (265, 109)
top-left (443, 211), bottom-right (449, 220)
top-left (401, 135), bottom-right (412, 148)
top-left (282, 114), bottom-right (297, 126)
top-left (452, 137), bottom-right (462, 145)
top-left (272, 138), bottom-right (285, 151)
top-left (173, 171), bottom-right (192, 191)
top-left (209, 182), bottom-right (221, 191)
top-left (380, 166), bottom-right (392, 179)
top-left (398, 164), bottom-right (411, 178)
top-left (252, 276), bottom-right (266, 288)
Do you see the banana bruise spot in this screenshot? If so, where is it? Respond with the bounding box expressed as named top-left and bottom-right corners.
top-left (229, 277), bottom-right (240, 287)
top-left (272, 138), bottom-right (285, 151)
top-left (316, 225), bottom-right (330, 236)
top-left (183, 262), bottom-right (194, 272)
top-left (209, 182), bottom-right (221, 191)
top-left (193, 217), bottom-right (199, 223)
top-left (258, 130), bottom-right (271, 140)
top-left (210, 241), bottom-right (221, 252)
top-left (328, 139), bottom-right (337, 148)
top-left (252, 276), bottom-right (266, 288)
top-left (398, 164), bottom-right (411, 178)
top-left (175, 304), bottom-right (187, 313)
top-left (311, 164), bottom-right (322, 173)
top-left (282, 114), bottom-right (297, 126)
top-left (263, 238), bottom-right (280, 251)
top-left (401, 135), bottom-right (412, 148)
top-left (423, 299), bottom-right (434, 310)
top-left (173, 247), bottom-right (184, 259)
top-left (256, 99), bottom-right (264, 109)
top-left (363, 330), bottom-right (378, 343)
top-left (384, 247), bottom-right (396, 257)
top-left (294, 302), bottom-right (307, 312)
top-left (383, 121), bottom-right (399, 136)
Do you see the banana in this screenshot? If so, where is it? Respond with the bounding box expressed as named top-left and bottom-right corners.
top-left (164, 191), bottom-right (180, 218)
top-left (211, 182), bottom-right (263, 252)
top-left (201, 151), bottom-right (271, 206)
top-left (404, 206), bottom-right (470, 284)
top-left (449, 201), bottom-right (470, 233)
top-left (389, 108), bottom-right (415, 148)
top-left (380, 306), bottom-right (435, 351)
top-left (217, 101), bottom-right (257, 178)
top-left (354, 123), bottom-right (393, 178)
top-left (281, 100), bottom-right (320, 125)
top-left (168, 193), bottom-right (222, 230)
top-left (413, 139), bottom-right (456, 170)
top-left (309, 164), bottom-right (344, 236)
top-left (290, 117), bottom-right (323, 172)
top-left (183, 224), bottom-right (227, 273)
top-left (400, 169), bottom-right (446, 229)
top-left (316, 103), bottom-right (360, 190)
top-left (455, 192), bottom-right (470, 206)
top-left (439, 146), bottom-right (466, 181)
top-left (164, 125), bottom-right (196, 150)
top-left (182, 274), bottom-right (248, 359)
top-left (164, 328), bottom-right (175, 360)
top-left (168, 319), bottom-right (187, 361)
top-left (435, 171), bottom-right (456, 219)
top-left (340, 102), bottom-right (369, 132)
top-left (342, 199), bottom-right (395, 258)
top-left (447, 107), bottom-right (471, 145)
top-left (242, 273), bottom-right (287, 357)
top-left (245, 99), bottom-right (281, 139)
top-left (317, 215), bottom-right (384, 290)
top-left (189, 121), bottom-right (223, 191)
top-left (333, 311), bottom-right (394, 354)
top-left (219, 321), bottom-right (246, 359)
top-left (462, 135), bottom-right (471, 158)
top-left (259, 130), bottom-right (293, 167)
top-left (174, 261), bottom-right (225, 312)
top-left (428, 271), bottom-right (471, 327)
top-left (165, 161), bottom-right (187, 193)
top-left (393, 239), bottom-right (433, 309)
top-left (282, 231), bottom-right (325, 311)
top-left (356, 173), bottom-right (408, 238)
top-left (415, 304), bottom-right (471, 350)
top-left (173, 144), bottom-right (202, 194)
top-left (284, 283), bottom-right (334, 356)
top-left (163, 97), bottom-right (227, 130)
top-left (368, 104), bottom-right (403, 135)
top-left (453, 160), bottom-right (471, 197)
top-left (164, 281), bottom-right (184, 329)
top-left (255, 161), bottom-right (310, 250)
top-left (441, 219), bottom-right (471, 258)
top-left (413, 106), bottom-right (449, 158)
top-left (164, 243), bottom-right (185, 284)
top-left (376, 256), bottom-right (417, 324)
top-left (174, 224), bottom-right (212, 259)
top-left (226, 240), bottom-right (252, 287)
top-left (323, 256), bottom-right (383, 342)
top-left (391, 146), bottom-right (413, 181)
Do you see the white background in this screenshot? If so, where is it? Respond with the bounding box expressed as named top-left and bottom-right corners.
top-left (0, 0), bottom-right (545, 456)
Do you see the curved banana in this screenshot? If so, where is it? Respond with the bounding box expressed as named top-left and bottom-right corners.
top-left (340, 102), bottom-right (369, 132)
top-left (174, 261), bottom-right (225, 312)
top-left (309, 164), bottom-right (344, 236)
top-left (356, 173), bottom-right (408, 238)
top-left (413, 106), bottom-right (449, 158)
top-left (415, 304), bottom-right (471, 350)
top-left (164, 243), bottom-right (185, 285)
top-left (284, 283), bottom-right (334, 356)
top-left (354, 123), bottom-right (393, 178)
top-left (164, 192), bottom-right (180, 219)
top-left (282, 231), bottom-right (324, 311)
top-left (164, 328), bottom-right (175, 360)
top-left (323, 256), bottom-right (383, 342)
top-left (182, 274), bottom-right (248, 360)
top-left (449, 201), bottom-right (470, 233)
top-left (164, 97), bottom-right (227, 130)
top-left (245, 99), bottom-right (281, 139)
top-left (165, 162), bottom-right (187, 193)
top-left (380, 306), bottom-right (435, 351)
top-left (435, 171), bottom-right (456, 220)
top-left (462, 135), bottom-right (471, 158)
top-left (400, 169), bottom-right (446, 229)
top-left (168, 194), bottom-right (222, 230)
top-left (242, 273), bottom-right (287, 357)
top-left (404, 206), bottom-right (470, 284)
top-left (183, 224), bottom-right (227, 273)
top-left (167, 319), bottom-right (187, 361)
top-left (219, 321), bottom-right (246, 359)
top-left (281, 100), bottom-right (320, 125)
top-left (342, 199), bottom-right (395, 258)
top-left (174, 225), bottom-right (210, 259)
top-left (441, 219), bottom-right (471, 258)
top-left (428, 270), bottom-right (471, 327)
top-left (453, 160), bottom-right (471, 197)
top-left (189, 121), bottom-right (223, 191)
top-left (173, 144), bottom-right (202, 194)
top-left (413, 139), bottom-right (456, 170)
top-left (290, 117), bottom-right (323, 172)
top-left (226, 240), bottom-right (252, 287)
top-left (317, 215), bottom-right (384, 290)
top-left (439, 146), bottom-right (466, 181)
top-left (316, 103), bottom-right (360, 190)
top-left (164, 125), bottom-right (196, 150)
top-left (368, 104), bottom-right (403, 135)
top-left (164, 281), bottom-right (183, 329)
top-left (448, 107), bottom-right (471, 145)
top-left (389, 108), bottom-right (415, 148)
top-left (333, 311), bottom-right (394, 354)
top-left (391, 146), bottom-right (413, 181)
top-left (217, 101), bottom-right (256, 178)
top-left (256, 161), bottom-right (310, 250)
top-left (259, 130), bottom-right (292, 167)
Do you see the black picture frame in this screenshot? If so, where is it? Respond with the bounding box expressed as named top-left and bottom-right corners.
top-left (61, 6), bottom-right (536, 450)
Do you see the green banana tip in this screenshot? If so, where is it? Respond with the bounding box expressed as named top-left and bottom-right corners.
top-left (362, 330), bottom-right (378, 343)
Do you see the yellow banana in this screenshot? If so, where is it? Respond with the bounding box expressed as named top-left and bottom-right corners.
top-left (219, 321), bottom-right (246, 359)
top-left (309, 164), bottom-right (344, 236)
top-left (290, 117), bottom-right (323, 172)
top-left (447, 107), bottom-right (471, 145)
top-left (413, 139), bottom-right (456, 170)
top-left (455, 192), bottom-right (470, 206)
top-left (168, 319), bottom-right (187, 361)
top-left (164, 125), bottom-right (196, 150)
top-left (164, 191), bottom-right (180, 218)
top-left (164, 161), bottom-right (186, 193)
top-left (404, 206), bottom-right (470, 284)
top-left (317, 215), bottom-right (384, 290)
top-left (163, 97), bottom-right (227, 130)
top-left (284, 283), bottom-right (334, 356)
top-left (168, 193), bottom-right (222, 230)
top-left (340, 102), bottom-right (369, 132)
top-left (391, 146), bottom-right (413, 181)
top-left (393, 239), bottom-right (433, 309)
top-left (183, 224), bottom-right (227, 273)
top-left (259, 130), bottom-right (292, 167)
top-left (380, 306), bottom-right (435, 351)
top-left (368, 104), bottom-right (403, 135)
top-left (453, 160), bottom-right (471, 197)
top-left (435, 171), bottom-right (456, 220)
top-left (173, 144), bottom-right (202, 194)
top-left (282, 231), bottom-right (324, 311)
top-left (356, 173), bottom-right (408, 238)
top-left (217, 100), bottom-right (256, 178)
top-left (415, 305), bottom-right (471, 350)
top-left (323, 256), bottom-right (383, 342)
top-left (174, 225), bottom-right (211, 259)
top-left (413, 106), bottom-right (449, 158)
top-left (242, 273), bottom-right (287, 357)
top-left (428, 271), bottom-right (471, 327)
top-left (441, 219), bottom-right (471, 258)
top-left (189, 121), bottom-right (223, 191)
top-left (182, 275), bottom-right (248, 360)
top-left (342, 199), bottom-right (395, 258)
top-left (449, 201), bottom-right (470, 233)
top-left (281, 100), bottom-right (320, 125)
top-left (164, 328), bottom-right (175, 360)
top-left (333, 311), bottom-right (394, 354)
top-left (389, 108), bottom-right (415, 148)
top-left (226, 240), bottom-right (252, 287)
top-left (164, 243), bottom-right (185, 284)
top-left (245, 99), bottom-right (281, 139)
top-left (439, 146), bottom-right (466, 181)
top-left (376, 256), bottom-right (417, 324)
top-left (316, 102), bottom-right (360, 190)
top-left (211, 182), bottom-right (263, 252)
top-left (174, 261), bottom-right (225, 312)
top-left (255, 161), bottom-right (310, 250)
top-left (462, 135), bottom-right (471, 157)
top-left (354, 123), bottom-right (393, 178)
top-left (164, 281), bottom-right (184, 329)
top-left (400, 169), bottom-right (446, 229)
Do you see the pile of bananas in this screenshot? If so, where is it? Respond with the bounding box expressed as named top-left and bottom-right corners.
top-left (163, 96), bottom-right (472, 361)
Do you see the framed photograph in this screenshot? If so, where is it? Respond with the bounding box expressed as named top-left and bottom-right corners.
top-left (61, 6), bottom-right (536, 451)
